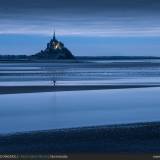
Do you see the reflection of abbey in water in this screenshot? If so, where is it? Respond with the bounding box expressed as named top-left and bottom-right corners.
top-left (32, 32), bottom-right (75, 60)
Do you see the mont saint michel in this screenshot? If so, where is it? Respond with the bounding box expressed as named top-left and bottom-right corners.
top-left (32, 32), bottom-right (75, 60)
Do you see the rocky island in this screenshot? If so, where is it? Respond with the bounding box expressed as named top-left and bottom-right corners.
top-left (31, 32), bottom-right (75, 60)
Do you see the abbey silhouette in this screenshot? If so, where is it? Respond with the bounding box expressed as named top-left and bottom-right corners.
top-left (32, 32), bottom-right (75, 60)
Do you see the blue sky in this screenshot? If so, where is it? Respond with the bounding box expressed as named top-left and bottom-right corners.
top-left (0, 0), bottom-right (160, 56)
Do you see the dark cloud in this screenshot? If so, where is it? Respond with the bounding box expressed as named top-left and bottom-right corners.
top-left (0, 0), bottom-right (160, 36)
top-left (0, 0), bottom-right (160, 13)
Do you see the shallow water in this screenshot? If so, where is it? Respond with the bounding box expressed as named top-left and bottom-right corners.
top-left (0, 87), bottom-right (160, 134)
top-left (1, 60), bottom-right (160, 134)
top-left (0, 60), bottom-right (160, 83)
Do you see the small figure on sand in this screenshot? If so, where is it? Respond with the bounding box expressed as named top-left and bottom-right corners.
top-left (53, 80), bottom-right (56, 87)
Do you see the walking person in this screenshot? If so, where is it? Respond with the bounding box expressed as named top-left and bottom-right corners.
top-left (53, 80), bottom-right (56, 87)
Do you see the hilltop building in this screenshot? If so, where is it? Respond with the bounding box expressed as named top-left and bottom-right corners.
top-left (32, 32), bottom-right (75, 60)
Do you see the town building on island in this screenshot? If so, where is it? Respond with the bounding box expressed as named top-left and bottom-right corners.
top-left (32, 32), bottom-right (75, 60)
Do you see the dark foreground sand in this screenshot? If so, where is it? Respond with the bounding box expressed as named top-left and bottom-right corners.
top-left (0, 84), bottom-right (160, 94)
top-left (0, 121), bottom-right (160, 154)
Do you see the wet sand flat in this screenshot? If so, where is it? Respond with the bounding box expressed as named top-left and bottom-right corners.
top-left (0, 121), bottom-right (160, 153)
top-left (0, 84), bottom-right (160, 94)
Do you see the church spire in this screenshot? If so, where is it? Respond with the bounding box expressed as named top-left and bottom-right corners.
top-left (53, 29), bottom-right (56, 41)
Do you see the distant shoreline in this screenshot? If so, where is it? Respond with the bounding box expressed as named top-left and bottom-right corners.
top-left (0, 84), bottom-right (160, 94)
top-left (76, 56), bottom-right (160, 60)
top-left (0, 56), bottom-right (160, 62)
top-left (0, 121), bottom-right (160, 153)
